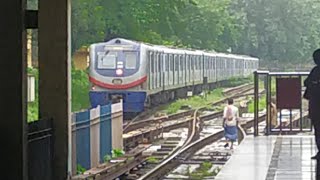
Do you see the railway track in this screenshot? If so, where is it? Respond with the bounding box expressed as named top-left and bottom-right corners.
top-left (123, 84), bottom-right (263, 150)
top-left (136, 114), bottom-right (266, 180)
top-left (123, 83), bottom-right (255, 133)
top-left (74, 108), bottom-right (307, 180)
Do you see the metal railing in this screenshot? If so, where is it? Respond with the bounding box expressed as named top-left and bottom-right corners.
top-left (254, 71), bottom-right (311, 136)
top-left (28, 119), bottom-right (53, 180)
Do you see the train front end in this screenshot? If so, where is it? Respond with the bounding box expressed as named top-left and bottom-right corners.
top-left (88, 39), bottom-right (147, 114)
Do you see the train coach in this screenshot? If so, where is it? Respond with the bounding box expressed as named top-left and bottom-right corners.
top-left (88, 38), bottom-right (259, 115)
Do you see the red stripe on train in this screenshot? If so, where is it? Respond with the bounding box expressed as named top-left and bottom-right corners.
top-left (89, 76), bottom-right (147, 89)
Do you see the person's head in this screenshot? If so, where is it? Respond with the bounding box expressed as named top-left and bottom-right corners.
top-left (313, 49), bottom-right (320, 65)
top-left (270, 97), bottom-right (276, 104)
top-left (227, 98), bottom-right (234, 105)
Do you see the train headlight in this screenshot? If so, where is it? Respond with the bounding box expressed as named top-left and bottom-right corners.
top-left (116, 69), bottom-right (123, 76)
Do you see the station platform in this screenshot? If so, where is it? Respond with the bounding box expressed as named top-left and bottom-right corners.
top-left (215, 136), bottom-right (319, 180)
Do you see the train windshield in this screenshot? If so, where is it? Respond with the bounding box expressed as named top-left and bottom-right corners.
top-left (124, 52), bottom-right (137, 69)
top-left (97, 51), bottom-right (117, 69)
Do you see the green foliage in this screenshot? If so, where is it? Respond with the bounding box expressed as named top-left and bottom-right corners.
top-left (226, 76), bottom-right (253, 87)
top-left (72, 0), bottom-right (320, 67)
top-left (77, 164), bottom-right (86, 175)
top-left (71, 0), bottom-right (238, 53)
top-left (164, 88), bottom-right (224, 114)
top-left (27, 67), bottom-right (90, 122)
top-left (27, 68), bottom-right (39, 122)
top-left (230, 0), bottom-right (320, 66)
top-left (71, 69), bottom-right (90, 112)
top-left (146, 156), bottom-right (159, 164)
top-left (189, 161), bottom-right (219, 179)
top-left (111, 149), bottom-right (125, 158)
top-left (103, 155), bottom-right (112, 163)
top-left (248, 95), bottom-right (267, 113)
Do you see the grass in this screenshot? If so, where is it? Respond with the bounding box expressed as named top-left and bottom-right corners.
top-left (226, 76), bottom-right (253, 87)
top-left (162, 76), bottom-right (254, 115)
top-left (163, 88), bottom-right (224, 114)
top-left (188, 161), bottom-right (220, 179)
top-left (146, 156), bottom-right (159, 164)
top-left (248, 94), bottom-right (267, 113)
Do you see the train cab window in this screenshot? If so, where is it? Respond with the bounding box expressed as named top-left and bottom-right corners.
top-left (97, 51), bottom-right (117, 69)
top-left (124, 52), bottom-right (137, 69)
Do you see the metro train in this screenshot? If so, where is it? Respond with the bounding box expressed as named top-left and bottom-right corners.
top-left (88, 38), bottom-right (259, 115)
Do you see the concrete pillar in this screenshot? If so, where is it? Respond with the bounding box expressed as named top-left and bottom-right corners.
top-left (0, 0), bottom-right (28, 180)
top-left (38, 0), bottom-right (71, 179)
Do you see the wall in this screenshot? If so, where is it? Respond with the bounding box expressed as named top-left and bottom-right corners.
top-left (71, 102), bottom-right (123, 174)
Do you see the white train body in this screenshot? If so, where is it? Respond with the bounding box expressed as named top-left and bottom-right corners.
top-left (89, 38), bottom-right (259, 113)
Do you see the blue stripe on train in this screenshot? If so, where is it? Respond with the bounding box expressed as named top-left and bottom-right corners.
top-left (89, 91), bottom-right (146, 113)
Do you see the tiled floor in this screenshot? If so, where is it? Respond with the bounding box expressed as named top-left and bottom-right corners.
top-left (214, 136), bottom-right (319, 180)
top-left (269, 136), bottom-right (318, 180)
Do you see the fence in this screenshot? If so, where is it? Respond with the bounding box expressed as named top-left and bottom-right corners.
top-left (28, 119), bottom-right (53, 180)
top-left (71, 102), bottom-right (123, 175)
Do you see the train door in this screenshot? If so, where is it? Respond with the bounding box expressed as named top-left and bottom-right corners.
top-left (163, 54), bottom-right (169, 89)
top-left (158, 52), bottom-right (162, 88)
top-left (203, 56), bottom-right (207, 80)
top-left (154, 52), bottom-right (158, 89)
top-left (186, 55), bottom-right (190, 85)
top-left (169, 54), bottom-right (173, 86)
top-left (149, 51), bottom-right (154, 90)
top-left (196, 56), bottom-right (200, 83)
top-left (213, 57), bottom-right (216, 82)
top-left (210, 57), bottom-right (212, 82)
top-left (191, 56), bottom-right (195, 85)
top-left (195, 56), bottom-right (198, 82)
top-left (217, 57), bottom-right (220, 81)
top-left (158, 52), bottom-right (163, 89)
top-left (174, 55), bottom-right (179, 86)
top-left (179, 55), bottom-right (183, 85)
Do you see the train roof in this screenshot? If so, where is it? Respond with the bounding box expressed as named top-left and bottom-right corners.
top-left (92, 38), bottom-right (259, 61)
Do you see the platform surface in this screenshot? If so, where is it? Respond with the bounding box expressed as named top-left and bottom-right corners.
top-left (215, 136), bottom-right (318, 180)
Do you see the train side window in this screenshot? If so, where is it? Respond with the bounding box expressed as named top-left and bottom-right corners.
top-left (186, 55), bottom-right (190, 70)
top-left (195, 56), bottom-right (198, 70)
top-left (169, 54), bottom-right (174, 71)
top-left (191, 56), bottom-right (194, 70)
top-left (165, 54), bottom-right (169, 71)
top-left (180, 55), bottom-right (184, 70)
top-left (159, 53), bottom-right (163, 72)
top-left (175, 55), bottom-right (179, 71)
top-left (150, 52), bottom-right (154, 73)
top-left (155, 53), bottom-right (159, 73)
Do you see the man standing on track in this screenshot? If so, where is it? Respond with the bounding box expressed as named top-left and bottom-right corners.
top-left (304, 49), bottom-right (320, 160)
top-left (223, 98), bottom-right (240, 150)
